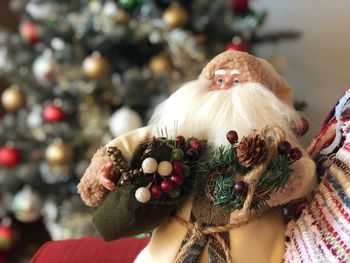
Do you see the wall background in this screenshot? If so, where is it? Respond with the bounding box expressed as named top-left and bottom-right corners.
top-left (253, 0), bottom-right (350, 146)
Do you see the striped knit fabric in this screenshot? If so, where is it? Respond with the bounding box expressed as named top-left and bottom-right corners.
top-left (284, 90), bottom-right (350, 263)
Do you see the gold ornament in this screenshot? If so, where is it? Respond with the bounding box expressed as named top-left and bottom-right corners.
top-left (1, 85), bottom-right (25, 111)
top-left (150, 55), bottom-right (170, 74)
top-left (45, 140), bottom-right (73, 166)
top-left (82, 52), bottom-right (109, 79)
top-left (163, 3), bottom-right (188, 28)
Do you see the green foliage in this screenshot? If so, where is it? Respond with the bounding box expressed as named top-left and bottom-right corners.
top-left (207, 145), bottom-right (248, 174)
top-left (206, 145), bottom-right (293, 213)
top-left (213, 175), bottom-right (245, 211)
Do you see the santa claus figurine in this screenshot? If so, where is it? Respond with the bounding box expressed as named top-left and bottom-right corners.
top-left (78, 51), bottom-right (316, 263)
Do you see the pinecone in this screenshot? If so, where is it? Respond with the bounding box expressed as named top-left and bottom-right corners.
top-left (237, 134), bottom-right (268, 168)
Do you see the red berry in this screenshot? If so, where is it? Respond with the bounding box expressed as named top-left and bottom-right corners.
top-left (189, 138), bottom-right (203, 153)
top-left (278, 141), bottom-right (292, 155)
top-left (292, 202), bottom-right (308, 219)
top-left (172, 161), bottom-right (182, 175)
top-left (175, 135), bottom-right (185, 146)
top-left (186, 148), bottom-right (199, 161)
top-left (170, 174), bottom-right (184, 187)
top-left (290, 148), bottom-right (302, 161)
top-left (161, 180), bottom-right (173, 193)
top-left (0, 146), bottom-right (21, 169)
top-left (296, 117), bottom-right (309, 136)
top-left (233, 180), bottom-right (247, 196)
top-left (226, 130), bottom-right (238, 144)
top-left (150, 185), bottom-right (163, 199)
top-left (43, 104), bottom-right (66, 123)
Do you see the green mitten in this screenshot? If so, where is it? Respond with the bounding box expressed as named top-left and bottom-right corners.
top-left (92, 182), bottom-right (175, 241)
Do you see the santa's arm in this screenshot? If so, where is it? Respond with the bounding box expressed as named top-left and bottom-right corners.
top-left (78, 126), bottom-right (153, 207)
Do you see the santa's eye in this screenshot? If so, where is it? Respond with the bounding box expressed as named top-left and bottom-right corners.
top-left (234, 79), bottom-right (240, 85)
top-left (216, 78), bottom-right (225, 85)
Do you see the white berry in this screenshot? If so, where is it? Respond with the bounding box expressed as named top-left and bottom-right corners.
top-left (135, 187), bottom-right (151, 203)
top-left (142, 157), bottom-right (158, 174)
top-left (158, 161), bottom-right (173, 176)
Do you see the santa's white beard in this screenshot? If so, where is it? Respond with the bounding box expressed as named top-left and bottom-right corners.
top-left (149, 78), bottom-right (302, 148)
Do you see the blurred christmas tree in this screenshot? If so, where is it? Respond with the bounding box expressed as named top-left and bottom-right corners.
top-left (0, 0), bottom-right (299, 261)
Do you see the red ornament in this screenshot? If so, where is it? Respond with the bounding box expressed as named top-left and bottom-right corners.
top-left (172, 161), bottom-right (183, 175)
top-left (230, 0), bottom-right (249, 14)
top-left (170, 174), bottom-right (184, 187)
top-left (0, 224), bottom-right (14, 250)
top-left (150, 185), bottom-right (163, 199)
top-left (225, 42), bottom-right (249, 52)
top-left (161, 180), bottom-right (173, 193)
top-left (43, 104), bottom-right (66, 123)
top-left (189, 138), bottom-right (203, 153)
top-left (0, 146), bottom-right (21, 169)
top-left (226, 130), bottom-right (238, 144)
top-left (175, 135), bottom-right (185, 146)
top-left (19, 22), bottom-right (39, 44)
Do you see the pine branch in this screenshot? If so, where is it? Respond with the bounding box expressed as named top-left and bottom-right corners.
top-left (208, 146), bottom-right (293, 212)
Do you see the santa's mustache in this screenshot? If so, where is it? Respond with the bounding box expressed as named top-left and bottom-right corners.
top-left (149, 79), bottom-right (302, 147)
top-left (230, 82), bottom-right (302, 134)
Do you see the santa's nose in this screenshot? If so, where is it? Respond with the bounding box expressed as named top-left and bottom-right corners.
top-left (227, 75), bottom-right (241, 89)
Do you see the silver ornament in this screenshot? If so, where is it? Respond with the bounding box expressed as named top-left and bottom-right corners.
top-left (108, 107), bottom-right (143, 137)
top-left (12, 186), bottom-right (42, 223)
top-left (33, 50), bottom-right (56, 86)
top-left (27, 105), bottom-right (43, 128)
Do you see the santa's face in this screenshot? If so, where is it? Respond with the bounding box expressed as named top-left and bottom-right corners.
top-left (149, 68), bottom-right (301, 148)
top-left (210, 68), bottom-right (245, 90)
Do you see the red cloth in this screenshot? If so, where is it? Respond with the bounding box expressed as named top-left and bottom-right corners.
top-left (30, 237), bottom-right (149, 263)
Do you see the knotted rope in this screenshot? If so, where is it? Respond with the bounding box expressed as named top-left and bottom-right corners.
top-left (174, 126), bottom-right (286, 263)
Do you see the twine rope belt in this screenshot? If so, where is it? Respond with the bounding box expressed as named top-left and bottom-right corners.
top-left (174, 212), bottom-right (266, 263)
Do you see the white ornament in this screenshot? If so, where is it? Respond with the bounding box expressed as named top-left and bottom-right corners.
top-left (27, 105), bottom-right (43, 127)
top-left (135, 187), bottom-right (151, 203)
top-left (108, 107), bottom-right (143, 137)
top-left (12, 186), bottom-right (42, 223)
top-left (26, 2), bottom-right (58, 20)
top-left (33, 50), bottom-right (56, 86)
top-left (142, 157), bottom-right (158, 174)
top-left (158, 161), bottom-right (173, 177)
